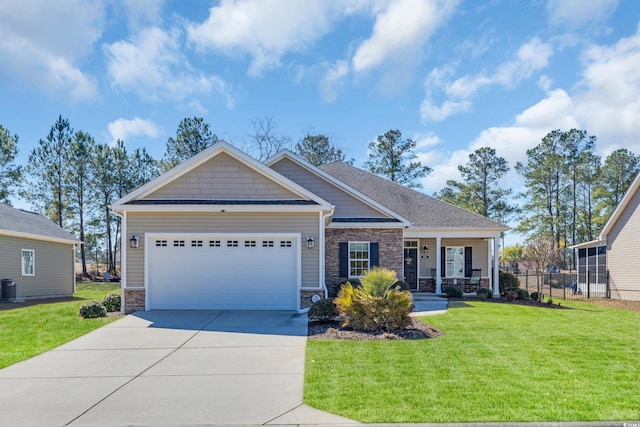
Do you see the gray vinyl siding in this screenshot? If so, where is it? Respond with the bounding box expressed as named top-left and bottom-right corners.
top-left (271, 158), bottom-right (390, 218)
top-left (415, 238), bottom-right (489, 278)
top-left (607, 188), bottom-right (640, 300)
top-left (126, 211), bottom-right (320, 289)
top-left (0, 235), bottom-right (74, 298)
top-left (146, 152), bottom-right (300, 200)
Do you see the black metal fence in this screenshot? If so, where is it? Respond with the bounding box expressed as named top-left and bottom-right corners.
top-left (502, 268), bottom-right (610, 300)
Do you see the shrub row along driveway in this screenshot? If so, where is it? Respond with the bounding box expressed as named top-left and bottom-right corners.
top-left (0, 310), bottom-right (353, 427)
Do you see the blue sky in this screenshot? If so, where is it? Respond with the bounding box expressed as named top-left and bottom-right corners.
top-left (2, 0), bottom-right (640, 234)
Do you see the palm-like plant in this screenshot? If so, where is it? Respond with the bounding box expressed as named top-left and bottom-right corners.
top-left (335, 268), bottom-right (413, 331)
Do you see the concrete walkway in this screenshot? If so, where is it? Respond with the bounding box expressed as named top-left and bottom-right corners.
top-left (411, 293), bottom-right (449, 316)
top-left (0, 310), bottom-right (355, 427)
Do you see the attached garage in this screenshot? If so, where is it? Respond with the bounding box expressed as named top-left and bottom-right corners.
top-left (147, 233), bottom-right (300, 310)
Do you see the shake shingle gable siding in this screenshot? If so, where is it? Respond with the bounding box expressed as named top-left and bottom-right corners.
top-left (320, 162), bottom-right (504, 229)
top-left (125, 199), bottom-right (319, 205)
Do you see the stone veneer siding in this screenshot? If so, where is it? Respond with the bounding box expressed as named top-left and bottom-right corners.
top-left (300, 290), bottom-right (325, 309)
top-left (124, 289), bottom-right (145, 314)
top-left (325, 228), bottom-right (404, 289)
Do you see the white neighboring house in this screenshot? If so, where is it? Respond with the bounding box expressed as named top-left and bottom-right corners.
top-left (571, 172), bottom-right (640, 301)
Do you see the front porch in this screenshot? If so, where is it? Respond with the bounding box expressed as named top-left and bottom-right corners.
top-left (402, 234), bottom-right (501, 298)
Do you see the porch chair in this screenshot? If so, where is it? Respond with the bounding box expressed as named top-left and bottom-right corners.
top-left (465, 269), bottom-right (482, 293)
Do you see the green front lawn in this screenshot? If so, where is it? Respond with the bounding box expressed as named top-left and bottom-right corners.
top-left (0, 282), bottom-right (122, 368)
top-left (305, 300), bottom-right (640, 423)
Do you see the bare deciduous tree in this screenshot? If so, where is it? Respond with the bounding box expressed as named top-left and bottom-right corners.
top-left (245, 116), bottom-right (291, 160)
top-left (523, 237), bottom-right (561, 301)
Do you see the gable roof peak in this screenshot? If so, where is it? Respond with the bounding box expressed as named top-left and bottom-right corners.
top-left (111, 140), bottom-right (332, 210)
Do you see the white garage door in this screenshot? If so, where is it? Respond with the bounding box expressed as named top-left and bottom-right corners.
top-left (147, 234), bottom-right (299, 310)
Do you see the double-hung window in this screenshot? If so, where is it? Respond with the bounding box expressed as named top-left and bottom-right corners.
top-left (22, 249), bottom-right (35, 276)
top-left (349, 242), bottom-right (369, 278)
top-left (445, 247), bottom-right (464, 277)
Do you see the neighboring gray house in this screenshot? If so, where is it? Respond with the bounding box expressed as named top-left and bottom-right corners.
top-left (0, 203), bottom-right (79, 299)
top-left (571, 172), bottom-right (640, 301)
top-left (111, 141), bottom-right (508, 313)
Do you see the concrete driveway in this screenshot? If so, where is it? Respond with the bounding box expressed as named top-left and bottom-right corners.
top-left (0, 310), bottom-right (355, 427)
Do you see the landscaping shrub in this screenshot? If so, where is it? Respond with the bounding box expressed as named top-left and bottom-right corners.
top-left (393, 280), bottom-right (411, 291)
top-left (515, 289), bottom-right (529, 300)
top-left (476, 288), bottom-right (492, 300)
top-left (530, 292), bottom-right (540, 301)
top-left (328, 278), bottom-right (361, 298)
top-left (499, 270), bottom-right (520, 294)
top-left (334, 268), bottom-right (412, 332)
top-left (101, 293), bottom-right (121, 312)
top-left (444, 286), bottom-right (463, 297)
top-left (308, 298), bottom-right (338, 322)
top-left (79, 301), bottom-right (107, 319)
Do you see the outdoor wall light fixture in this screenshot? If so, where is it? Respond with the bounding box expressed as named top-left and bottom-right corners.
top-left (307, 236), bottom-right (315, 249)
top-left (130, 235), bottom-right (139, 248)
top-left (422, 245), bottom-right (429, 254)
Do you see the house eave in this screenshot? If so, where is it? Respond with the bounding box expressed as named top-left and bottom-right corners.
top-left (0, 229), bottom-right (80, 245)
top-left (110, 203), bottom-right (332, 213)
top-left (404, 226), bottom-right (508, 238)
top-left (569, 239), bottom-right (606, 250)
top-left (327, 222), bottom-right (408, 228)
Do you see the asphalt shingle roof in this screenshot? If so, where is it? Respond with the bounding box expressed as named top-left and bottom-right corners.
top-left (0, 203), bottom-right (78, 242)
top-left (320, 162), bottom-right (507, 230)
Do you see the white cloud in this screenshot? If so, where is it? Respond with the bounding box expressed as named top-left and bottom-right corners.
top-left (352, 0), bottom-right (459, 73)
top-left (187, 0), bottom-right (341, 77)
top-left (420, 99), bottom-right (472, 122)
top-left (421, 37), bottom-right (554, 122)
top-left (104, 27), bottom-right (235, 109)
top-left (117, 0), bottom-right (166, 30)
top-left (319, 60), bottom-right (349, 103)
top-left (0, 0), bottom-right (103, 101)
top-left (573, 25), bottom-right (640, 151)
top-left (547, 0), bottom-right (618, 29)
top-left (107, 117), bottom-right (162, 144)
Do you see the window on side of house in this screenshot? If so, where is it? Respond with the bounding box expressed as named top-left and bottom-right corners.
top-left (21, 249), bottom-right (35, 276)
top-left (445, 246), bottom-right (464, 277)
top-left (349, 242), bottom-right (370, 278)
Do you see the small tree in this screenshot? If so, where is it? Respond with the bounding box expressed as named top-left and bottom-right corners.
top-left (500, 244), bottom-right (525, 272)
top-left (364, 129), bottom-right (431, 188)
top-left (523, 237), bottom-right (561, 301)
top-left (162, 117), bottom-right (218, 171)
top-left (0, 125), bottom-right (22, 204)
top-left (294, 133), bottom-right (353, 166)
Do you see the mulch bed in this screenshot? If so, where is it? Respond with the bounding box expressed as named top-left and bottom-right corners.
top-left (308, 317), bottom-right (443, 341)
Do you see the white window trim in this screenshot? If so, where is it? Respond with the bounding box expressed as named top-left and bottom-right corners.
top-left (348, 241), bottom-right (370, 279)
top-left (21, 249), bottom-right (35, 276)
top-left (445, 246), bottom-right (464, 278)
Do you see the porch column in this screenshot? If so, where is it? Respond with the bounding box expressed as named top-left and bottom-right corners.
top-left (487, 239), bottom-right (492, 290)
top-left (435, 236), bottom-right (442, 294)
top-left (492, 234), bottom-right (500, 297)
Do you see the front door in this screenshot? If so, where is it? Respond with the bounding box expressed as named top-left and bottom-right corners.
top-left (403, 248), bottom-right (418, 290)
